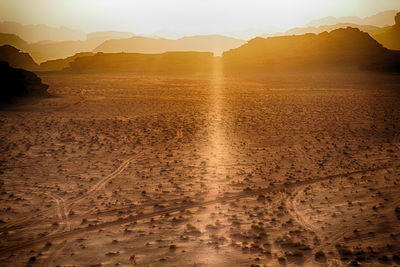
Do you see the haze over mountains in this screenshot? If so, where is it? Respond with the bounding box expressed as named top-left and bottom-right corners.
top-left (265, 24), bottom-right (390, 38)
top-left (93, 35), bottom-right (245, 56)
top-left (0, 21), bottom-right (85, 43)
top-left (374, 12), bottom-right (400, 50)
top-left (307, 10), bottom-right (398, 27)
top-left (0, 10), bottom-right (399, 72)
top-left (40, 27), bottom-right (400, 73)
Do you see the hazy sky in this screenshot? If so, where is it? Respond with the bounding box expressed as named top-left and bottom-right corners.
top-left (0, 0), bottom-right (399, 36)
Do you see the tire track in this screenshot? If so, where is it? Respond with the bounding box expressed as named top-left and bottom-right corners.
top-left (286, 185), bottom-right (318, 233)
top-left (0, 156), bottom-right (135, 233)
top-left (67, 157), bottom-right (134, 212)
top-left (1, 164), bottom-right (398, 257)
top-left (42, 193), bottom-right (70, 235)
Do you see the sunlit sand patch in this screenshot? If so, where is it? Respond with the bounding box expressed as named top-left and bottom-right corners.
top-left (186, 58), bottom-right (238, 263)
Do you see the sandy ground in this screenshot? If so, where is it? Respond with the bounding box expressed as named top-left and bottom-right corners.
top-left (0, 68), bottom-right (400, 266)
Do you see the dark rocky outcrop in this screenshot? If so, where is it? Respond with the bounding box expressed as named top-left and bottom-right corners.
top-left (0, 45), bottom-right (38, 71)
top-left (0, 61), bottom-right (49, 103)
top-left (222, 27), bottom-right (400, 72)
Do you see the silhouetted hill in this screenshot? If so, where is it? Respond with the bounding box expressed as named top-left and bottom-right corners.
top-left (223, 27), bottom-right (400, 72)
top-left (307, 10), bottom-right (398, 27)
top-left (0, 45), bottom-right (38, 71)
top-left (0, 31), bottom-right (136, 63)
top-left (39, 52), bottom-right (94, 71)
top-left (28, 38), bottom-right (110, 63)
top-left (94, 35), bottom-right (245, 56)
top-left (266, 23), bottom-right (390, 38)
top-left (66, 52), bottom-right (214, 73)
top-left (87, 31), bottom-right (134, 40)
top-left (0, 61), bottom-right (49, 103)
top-left (0, 21), bottom-right (85, 43)
top-left (0, 33), bottom-right (30, 51)
top-left (374, 12), bottom-right (400, 50)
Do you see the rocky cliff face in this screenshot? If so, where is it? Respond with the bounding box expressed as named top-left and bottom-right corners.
top-left (223, 27), bottom-right (398, 71)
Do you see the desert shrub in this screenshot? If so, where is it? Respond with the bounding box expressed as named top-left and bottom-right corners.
top-left (378, 255), bottom-right (389, 262)
top-left (278, 256), bottom-right (286, 262)
top-left (393, 254), bottom-right (400, 262)
top-left (315, 250), bottom-right (325, 259)
top-left (186, 223), bottom-right (201, 234)
top-left (338, 248), bottom-right (352, 257)
top-left (285, 250), bottom-right (303, 257)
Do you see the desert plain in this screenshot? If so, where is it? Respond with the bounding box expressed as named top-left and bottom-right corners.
top-left (0, 68), bottom-right (400, 266)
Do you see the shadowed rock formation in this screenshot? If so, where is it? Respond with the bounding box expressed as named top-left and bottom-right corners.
top-left (223, 27), bottom-right (400, 72)
top-left (0, 45), bottom-right (38, 71)
top-left (66, 51), bottom-right (214, 73)
top-left (0, 61), bottom-right (49, 103)
top-left (39, 52), bottom-right (94, 71)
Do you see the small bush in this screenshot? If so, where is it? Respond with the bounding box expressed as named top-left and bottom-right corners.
top-left (315, 250), bottom-right (325, 259)
top-left (378, 255), bottom-right (389, 262)
top-left (285, 250), bottom-right (303, 257)
top-left (278, 256), bottom-right (286, 262)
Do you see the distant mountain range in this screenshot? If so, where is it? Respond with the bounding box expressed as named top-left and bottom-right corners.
top-left (0, 32), bottom-right (29, 51)
top-left (66, 51), bottom-right (215, 73)
top-left (374, 13), bottom-right (400, 50)
top-left (93, 35), bottom-right (245, 56)
top-left (0, 31), bottom-right (245, 63)
top-left (1, 25), bottom-right (399, 74)
top-left (307, 10), bottom-right (398, 27)
top-left (0, 11), bottom-right (399, 72)
top-left (0, 21), bottom-right (86, 43)
top-left (86, 31), bottom-right (135, 40)
top-left (28, 38), bottom-right (110, 63)
top-left (265, 23), bottom-right (390, 38)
